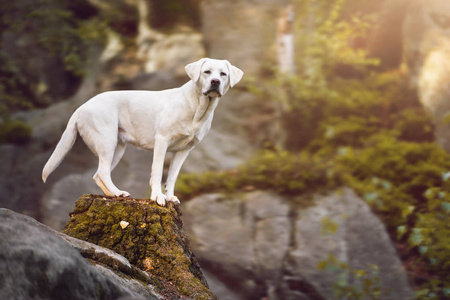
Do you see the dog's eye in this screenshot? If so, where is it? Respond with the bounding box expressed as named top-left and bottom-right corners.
top-left (220, 72), bottom-right (227, 77)
top-left (204, 70), bottom-right (211, 75)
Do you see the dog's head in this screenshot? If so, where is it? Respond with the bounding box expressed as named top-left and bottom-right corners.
top-left (185, 58), bottom-right (244, 98)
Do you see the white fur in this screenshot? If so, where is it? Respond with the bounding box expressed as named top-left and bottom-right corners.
top-left (42, 58), bottom-right (244, 206)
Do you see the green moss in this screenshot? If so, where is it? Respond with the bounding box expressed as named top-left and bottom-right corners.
top-left (0, 120), bottom-right (32, 145)
top-left (62, 195), bottom-right (216, 299)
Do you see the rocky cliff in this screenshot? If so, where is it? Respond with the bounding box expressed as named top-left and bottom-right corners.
top-left (0, 195), bottom-right (217, 300)
top-left (182, 189), bottom-right (415, 300)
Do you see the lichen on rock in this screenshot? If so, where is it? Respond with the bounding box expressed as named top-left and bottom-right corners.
top-left (62, 194), bottom-right (216, 300)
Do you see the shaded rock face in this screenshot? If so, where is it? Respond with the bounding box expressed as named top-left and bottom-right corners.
top-left (62, 194), bottom-right (216, 300)
top-left (142, 31), bottom-right (206, 77)
top-left (181, 189), bottom-right (415, 300)
top-left (403, 0), bottom-right (450, 151)
top-left (0, 208), bottom-right (161, 300)
top-left (366, 0), bottom-right (409, 70)
top-left (200, 0), bottom-right (289, 75)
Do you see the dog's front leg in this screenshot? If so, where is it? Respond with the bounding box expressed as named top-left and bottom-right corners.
top-left (165, 149), bottom-right (191, 204)
top-left (150, 137), bottom-right (169, 206)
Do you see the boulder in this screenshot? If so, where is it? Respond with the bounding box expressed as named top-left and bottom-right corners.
top-left (403, 0), bottom-right (450, 151)
top-left (181, 189), bottom-right (415, 300)
top-left (62, 194), bottom-right (217, 300)
top-left (40, 170), bottom-right (99, 230)
top-left (0, 208), bottom-right (162, 300)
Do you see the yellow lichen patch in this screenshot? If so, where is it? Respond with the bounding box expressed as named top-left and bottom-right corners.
top-left (119, 221), bottom-right (129, 229)
top-left (143, 257), bottom-right (154, 270)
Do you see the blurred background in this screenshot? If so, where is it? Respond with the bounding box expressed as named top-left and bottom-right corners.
top-left (0, 0), bottom-right (449, 299)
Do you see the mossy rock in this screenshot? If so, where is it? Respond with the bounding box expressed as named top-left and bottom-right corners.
top-left (62, 194), bottom-right (217, 300)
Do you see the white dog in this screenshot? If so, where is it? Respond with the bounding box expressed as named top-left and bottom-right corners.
top-left (42, 58), bottom-right (243, 206)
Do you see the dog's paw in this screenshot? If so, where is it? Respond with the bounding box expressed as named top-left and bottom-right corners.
top-left (117, 190), bottom-right (131, 197)
top-left (167, 196), bottom-right (181, 205)
top-left (151, 193), bottom-right (167, 206)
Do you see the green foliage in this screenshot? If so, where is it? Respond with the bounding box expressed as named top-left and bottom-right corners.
top-left (317, 254), bottom-right (392, 299)
top-left (0, 50), bottom-right (35, 116)
top-left (332, 137), bottom-right (450, 299)
top-left (1, 0), bottom-right (106, 76)
top-left (251, 0), bottom-right (427, 152)
top-left (0, 0), bottom-right (107, 117)
top-left (176, 148), bottom-right (341, 200)
top-left (0, 119), bottom-right (32, 145)
top-left (294, 0), bottom-right (379, 82)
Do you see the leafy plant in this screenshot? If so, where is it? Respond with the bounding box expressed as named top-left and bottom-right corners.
top-left (176, 148), bottom-right (341, 200)
top-left (317, 254), bottom-right (392, 299)
top-left (0, 0), bottom-right (107, 118)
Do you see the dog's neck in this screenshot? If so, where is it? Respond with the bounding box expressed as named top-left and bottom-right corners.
top-left (182, 81), bottom-right (220, 123)
top-left (194, 94), bottom-right (219, 123)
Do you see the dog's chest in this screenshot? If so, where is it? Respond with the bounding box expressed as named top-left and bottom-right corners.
top-left (168, 120), bottom-right (211, 152)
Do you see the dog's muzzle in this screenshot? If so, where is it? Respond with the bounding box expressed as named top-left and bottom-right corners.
top-left (203, 78), bottom-right (222, 97)
top-left (203, 88), bottom-right (222, 97)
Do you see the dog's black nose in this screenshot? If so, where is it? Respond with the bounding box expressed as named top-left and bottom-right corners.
top-left (211, 78), bottom-right (221, 86)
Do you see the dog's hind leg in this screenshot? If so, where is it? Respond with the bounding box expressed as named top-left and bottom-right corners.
top-left (111, 142), bottom-right (126, 171)
top-left (93, 150), bottom-right (130, 197)
top-left (91, 137), bottom-right (130, 197)
top-left (78, 111), bottom-right (130, 197)
top-left (93, 169), bottom-right (112, 196)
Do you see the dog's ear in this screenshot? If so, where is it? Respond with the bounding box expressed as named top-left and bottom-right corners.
top-left (185, 58), bottom-right (207, 82)
top-left (225, 60), bottom-right (244, 88)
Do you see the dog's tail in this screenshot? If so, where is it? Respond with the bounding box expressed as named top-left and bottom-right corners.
top-left (42, 109), bottom-right (80, 183)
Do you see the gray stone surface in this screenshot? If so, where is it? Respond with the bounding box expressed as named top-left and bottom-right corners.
top-left (0, 208), bottom-right (161, 300)
top-left (181, 189), bottom-right (415, 300)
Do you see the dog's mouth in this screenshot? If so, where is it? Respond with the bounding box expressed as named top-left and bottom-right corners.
top-left (203, 87), bottom-right (222, 98)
